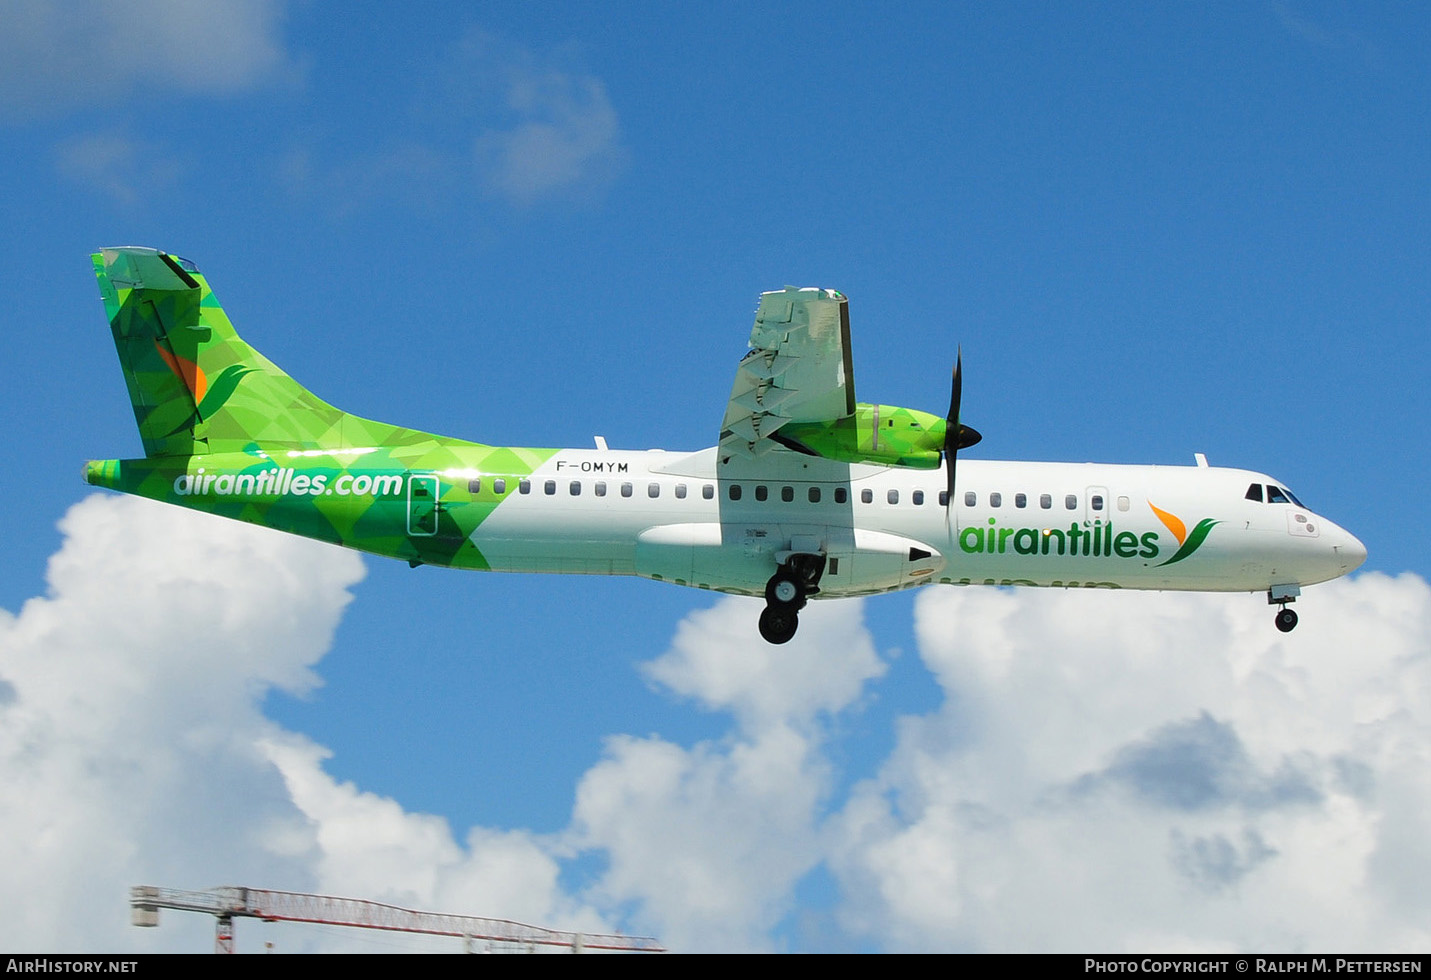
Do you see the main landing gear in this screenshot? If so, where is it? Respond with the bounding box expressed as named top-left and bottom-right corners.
top-left (1269, 584), bottom-right (1301, 633)
top-left (759, 554), bottom-right (826, 645)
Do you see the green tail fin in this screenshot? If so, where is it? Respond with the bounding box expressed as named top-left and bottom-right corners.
top-left (94, 247), bottom-right (471, 457)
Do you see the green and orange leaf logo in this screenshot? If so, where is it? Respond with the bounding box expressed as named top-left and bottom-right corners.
top-left (1149, 502), bottom-right (1219, 566)
top-left (155, 340), bottom-right (254, 433)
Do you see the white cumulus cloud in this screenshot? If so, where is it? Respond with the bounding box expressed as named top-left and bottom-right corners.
top-left (279, 30), bottom-right (627, 213)
top-left (0, 0), bottom-right (295, 118)
top-left (0, 495), bottom-right (612, 952)
top-left (643, 596), bottom-right (886, 730)
top-left (473, 72), bottom-right (624, 204)
top-left (572, 598), bottom-right (884, 952)
top-left (53, 132), bottom-right (186, 207)
top-left (826, 578), bottom-right (1431, 952)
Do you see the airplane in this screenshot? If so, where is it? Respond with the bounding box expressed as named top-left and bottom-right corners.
top-left (83, 247), bottom-right (1366, 644)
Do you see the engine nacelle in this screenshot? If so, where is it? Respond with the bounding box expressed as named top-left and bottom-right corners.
top-left (773, 403), bottom-right (949, 468)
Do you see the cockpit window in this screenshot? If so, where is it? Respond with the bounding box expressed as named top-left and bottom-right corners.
top-left (1249, 482), bottom-right (1308, 507)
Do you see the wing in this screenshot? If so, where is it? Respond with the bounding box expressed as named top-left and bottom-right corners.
top-left (718, 287), bottom-right (855, 460)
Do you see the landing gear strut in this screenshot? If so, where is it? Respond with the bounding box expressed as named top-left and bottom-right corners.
top-left (759, 554), bottom-right (826, 644)
top-left (1268, 584), bottom-right (1300, 633)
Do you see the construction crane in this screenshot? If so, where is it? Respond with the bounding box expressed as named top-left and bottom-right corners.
top-left (130, 885), bottom-right (665, 953)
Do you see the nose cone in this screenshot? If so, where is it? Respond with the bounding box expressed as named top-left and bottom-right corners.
top-left (1335, 527), bottom-right (1368, 575)
top-left (1285, 515), bottom-right (1366, 586)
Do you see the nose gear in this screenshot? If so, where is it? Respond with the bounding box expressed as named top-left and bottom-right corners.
top-left (1268, 584), bottom-right (1301, 633)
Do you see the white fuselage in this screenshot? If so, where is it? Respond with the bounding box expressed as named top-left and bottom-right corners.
top-left (464, 447), bottom-right (1365, 599)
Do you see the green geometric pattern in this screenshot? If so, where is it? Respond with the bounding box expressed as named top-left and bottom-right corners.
top-left (87, 248), bottom-right (557, 569)
top-left (776, 403), bottom-right (947, 468)
top-left (94, 247), bottom-right (471, 457)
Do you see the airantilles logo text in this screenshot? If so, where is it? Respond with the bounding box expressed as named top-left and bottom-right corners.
top-left (959, 519), bottom-right (1156, 559)
top-left (958, 502), bottom-right (1219, 566)
top-left (172, 467), bottom-right (405, 499)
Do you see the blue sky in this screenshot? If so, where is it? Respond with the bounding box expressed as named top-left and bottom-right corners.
top-left (1, 1), bottom-right (1428, 953)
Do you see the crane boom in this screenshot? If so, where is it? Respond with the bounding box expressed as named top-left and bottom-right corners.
top-left (131, 885), bottom-right (665, 953)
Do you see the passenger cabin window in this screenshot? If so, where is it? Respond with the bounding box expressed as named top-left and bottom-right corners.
top-left (468, 478), bottom-right (481, 494)
top-left (703, 484), bottom-right (714, 500)
top-left (1246, 483), bottom-right (1263, 502)
top-left (1117, 495), bottom-right (1129, 511)
top-left (1015, 493), bottom-right (1027, 508)
top-left (809, 487), bottom-right (821, 503)
top-left (755, 485), bottom-right (768, 502)
top-left (1091, 494), bottom-right (1104, 512)
top-left (964, 491), bottom-right (976, 507)
top-left (519, 479), bottom-right (531, 494)
top-left (912, 490), bottom-right (924, 505)
top-left (675, 484), bottom-right (687, 499)
top-left (781, 486), bottom-right (794, 503)
top-left (1065, 494), bottom-right (1077, 510)
top-left (990, 492), bottom-right (1002, 507)
top-left (595, 481), bottom-right (606, 497)
top-left (939, 490), bottom-right (949, 506)
top-left (888, 489), bottom-right (899, 505)
top-left (648, 483), bottom-right (660, 498)
top-left (861, 489), bottom-right (873, 504)
top-left (621, 482), bottom-right (633, 498)
top-left (493, 478), bottom-right (506, 495)
top-left (729, 484), bottom-right (742, 501)
top-left (1040, 494), bottom-right (1052, 509)
top-left (835, 487), bottom-right (847, 504)
top-left (544, 480), bottom-right (556, 495)
top-left (569, 481), bottom-right (581, 496)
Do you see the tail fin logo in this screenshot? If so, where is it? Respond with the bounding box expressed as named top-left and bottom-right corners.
top-left (154, 340), bottom-right (254, 431)
top-left (1148, 501), bottom-right (1219, 566)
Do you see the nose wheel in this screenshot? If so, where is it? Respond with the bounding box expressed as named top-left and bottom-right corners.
top-left (1268, 585), bottom-right (1300, 633)
top-left (759, 554), bottom-right (826, 644)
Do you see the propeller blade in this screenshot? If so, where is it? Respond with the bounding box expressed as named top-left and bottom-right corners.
top-left (944, 352), bottom-right (962, 508)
